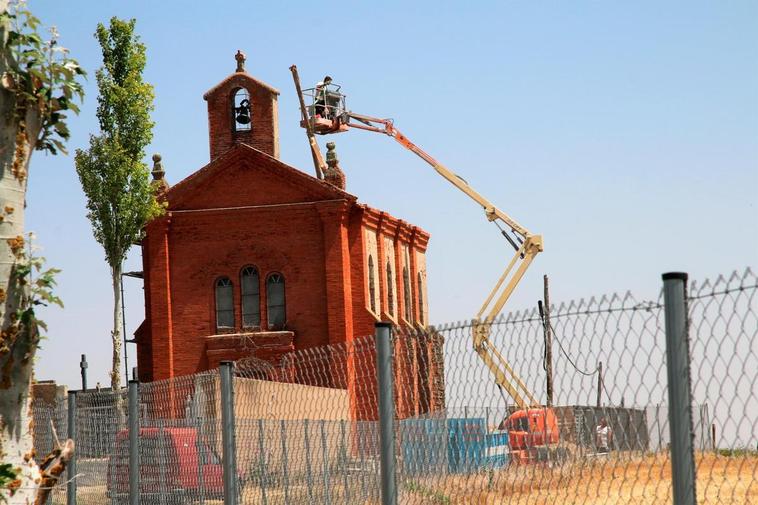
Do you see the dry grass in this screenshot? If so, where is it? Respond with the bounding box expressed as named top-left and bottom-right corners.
top-left (48, 451), bottom-right (756, 504)
top-left (401, 452), bottom-right (757, 504)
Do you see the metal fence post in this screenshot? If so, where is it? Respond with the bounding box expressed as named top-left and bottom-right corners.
top-left (280, 420), bottom-right (289, 505)
top-left (157, 419), bottom-right (168, 505)
top-left (340, 419), bottom-right (350, 504)
top-left (662, 272), bottom-right (697, 505)
top-left (195, 413), bottom-right (205, 504)
top-left (375, 322), bottom-right (397, 505)
top-left (220, 361), bottom-right (238, 505)
top-left (304, 419), bottom-right (314, 503)
top-left (257, 419), bottom-right (268, 505)
top-left (320, 419), bottom-right (331, 504)
top-left (128, 381), bottom-right (140, 505)
top-left (66, 391), bottom-right (77, 505)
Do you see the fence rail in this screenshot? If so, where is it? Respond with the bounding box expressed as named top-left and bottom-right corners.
top-left (33, 268), bottom-right (757, 504)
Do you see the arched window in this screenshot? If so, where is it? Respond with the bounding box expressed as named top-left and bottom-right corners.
top-left (403, 266), bottom-right (412, 321)
top-left (368, 255), bottom-right (376, 313)
top-left (240, 266), bottom-right (260, 327)
top-left (417, 272), bottom-right (425, 325)
top-left (386, 260), bottom-right (394, 317)
top-left (266, 273), bottom-right (286, 329)
top-left (215, 277), bottom-right (234, 329)
top-left (232, 88), bottom-right (251, 132)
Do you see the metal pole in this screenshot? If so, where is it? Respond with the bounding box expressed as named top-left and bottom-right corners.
top-left (711, 423), bottom-right (716, 452)
top-left (280, 420), bottom-right (289, 505)
top-left (320, 420), bottom-right (331, 504)
top-left (662, 272), bottom-right (697, 505)
top-left (596, 361), bottom-right (603, 408)
top-left (220, 361), bottom-right (238, 505)
top-left (257, 419), bottom-right (268, 505)
top-left (79, 355), bottom-right (87, 391)
top-left (341, 419), bottom-right (350, 504)
top-left (157, 419), bottom-right (168, 505)
top-left (359, 423), bottom-right (367, 500)
top-left (196, 413), bottom-right (205, 504)
top-left (375, 322), bottom-right (397, 505)
top-left (128, 381), bottom-right (139, 505)
top-left (656, 404), bottom-right (662, 451)
top-left (304, 419), bottom-right (314, 503)
top-left (66, 391), bottom-right (77, 505)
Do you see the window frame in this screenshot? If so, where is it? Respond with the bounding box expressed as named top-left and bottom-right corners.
top-left (417, 271), bottom-right (425, 326)
top-left (240, 265), bottom-right (261, 329)
top-left (367, 254), bottom-right (377, 315)
top-left (402, 265), bottom-right (412, 324)
top-left (386, 259), bottom-right (395, 319)
top-left (266, 272), bottom-right (287, 330)
top-left (214, 276), bottom-right (235, 330)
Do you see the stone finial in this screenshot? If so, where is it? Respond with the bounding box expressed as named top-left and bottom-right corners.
top-left (151, 153), bottom-right (165, 179)
top-left (325, 142), bottom-right (338, 165)
top-left (151, 153), bottom-right (169, 194)
top-left (324, 142), bottom-right (346, 190)
top-left (235, 50), bottom-right (246, 73)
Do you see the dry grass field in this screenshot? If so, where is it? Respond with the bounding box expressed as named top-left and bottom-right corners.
top-left (399, 452), bottom-right (756, 505)
top-left (45, 451), bottom-right (755, 504)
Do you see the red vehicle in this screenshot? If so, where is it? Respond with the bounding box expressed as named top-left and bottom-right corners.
top-left (107, 427), bottom-right (224, 504)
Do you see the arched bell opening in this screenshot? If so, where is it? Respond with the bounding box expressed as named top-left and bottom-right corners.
top-left (232, 87), bottom-right (252, 132)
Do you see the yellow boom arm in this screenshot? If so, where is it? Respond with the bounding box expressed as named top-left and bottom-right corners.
top-left (346, 113), bottom-right (543, 409)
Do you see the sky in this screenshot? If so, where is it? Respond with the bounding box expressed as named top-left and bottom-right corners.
top-left (24, 1), bottom-right (758, 390)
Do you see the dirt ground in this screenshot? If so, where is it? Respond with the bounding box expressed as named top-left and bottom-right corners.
top-left (47, 452), bottom-right (755, 504)
top-left (400, 452), bottom-right (756, 505)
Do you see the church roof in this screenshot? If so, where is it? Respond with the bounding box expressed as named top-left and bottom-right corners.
top-left (203, 71), bottom-right (280, 98)
top-left (165, 142), bottom-right (356, 211)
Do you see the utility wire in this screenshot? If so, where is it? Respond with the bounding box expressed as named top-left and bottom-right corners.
top-left (544, 318), bottom-right (598, 377)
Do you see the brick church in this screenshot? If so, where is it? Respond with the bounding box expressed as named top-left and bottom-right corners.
top-left (134, 53), bottom-right (443, 418)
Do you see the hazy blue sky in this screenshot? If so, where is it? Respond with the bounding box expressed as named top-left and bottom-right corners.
top-left (26, 1), bottom-right (757, 389)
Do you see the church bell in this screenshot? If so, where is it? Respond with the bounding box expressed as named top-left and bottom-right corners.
top-left (235, 99), bottom-right (251, 125)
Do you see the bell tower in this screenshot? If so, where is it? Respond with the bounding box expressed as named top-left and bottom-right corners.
top-left (203, 50), bottom-right (280, 161)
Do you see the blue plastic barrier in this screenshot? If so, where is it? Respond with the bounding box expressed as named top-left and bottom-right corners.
top-left (400, 418), bottom-right (448, 475)
top-left (401, 417), bottom-right (510, 475)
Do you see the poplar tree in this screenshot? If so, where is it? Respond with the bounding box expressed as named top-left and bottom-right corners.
top-left (75, 17), bottom-right (161, 395)
top-left (0, 1), bottom-right (84, 502)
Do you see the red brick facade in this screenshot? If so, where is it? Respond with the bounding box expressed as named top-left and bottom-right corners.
top-left (135, 61), bottom-right (442, 419)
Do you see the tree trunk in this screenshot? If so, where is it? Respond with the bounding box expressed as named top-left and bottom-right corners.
top-left (0, 96), bottom-right (42, 504)
top-left (0, 5), bottom-right (58, 500)
top-left (110, 263), bottom-right (127, 428)
top-left (111, 263), bottom-right (123, 392)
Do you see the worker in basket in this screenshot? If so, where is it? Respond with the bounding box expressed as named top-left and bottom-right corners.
top-left (314, 75), bottom-right (333, 119)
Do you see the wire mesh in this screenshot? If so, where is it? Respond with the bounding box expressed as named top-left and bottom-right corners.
top-left (32, 268), bottom-right (756, 504)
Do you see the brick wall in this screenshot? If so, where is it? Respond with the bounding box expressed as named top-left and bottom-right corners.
top-left (204, 72), bottom-right (279, 161)
top-left (137, 64), bottom-right (443, 419)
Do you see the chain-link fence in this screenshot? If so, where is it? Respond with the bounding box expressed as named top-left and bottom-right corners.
top-left (34, 268), bottom-right (756, 504)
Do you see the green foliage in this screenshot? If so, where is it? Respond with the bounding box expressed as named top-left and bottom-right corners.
top-left (75, 17), bottom-right (161, 269)
top-left (75, 134), bottom-right (161, 268)
top-left (14, 234), bottom-right (62, 338)
top-left (717, 448), bottom-right (758, 458)
top-left (0, 463), bottom-right (19, 502)
top-left (1, 1), bottom-right (85, 155)
top-left (94, 17), bottom-right (153, 158)
top-left (404, 480), bottom-right (452, 504)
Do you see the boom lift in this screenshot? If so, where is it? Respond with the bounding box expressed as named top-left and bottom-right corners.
top-left (290, 66), bottom-right (559, 462)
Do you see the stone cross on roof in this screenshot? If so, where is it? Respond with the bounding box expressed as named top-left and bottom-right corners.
top-left (235, 50), bottom-right (246, 73)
